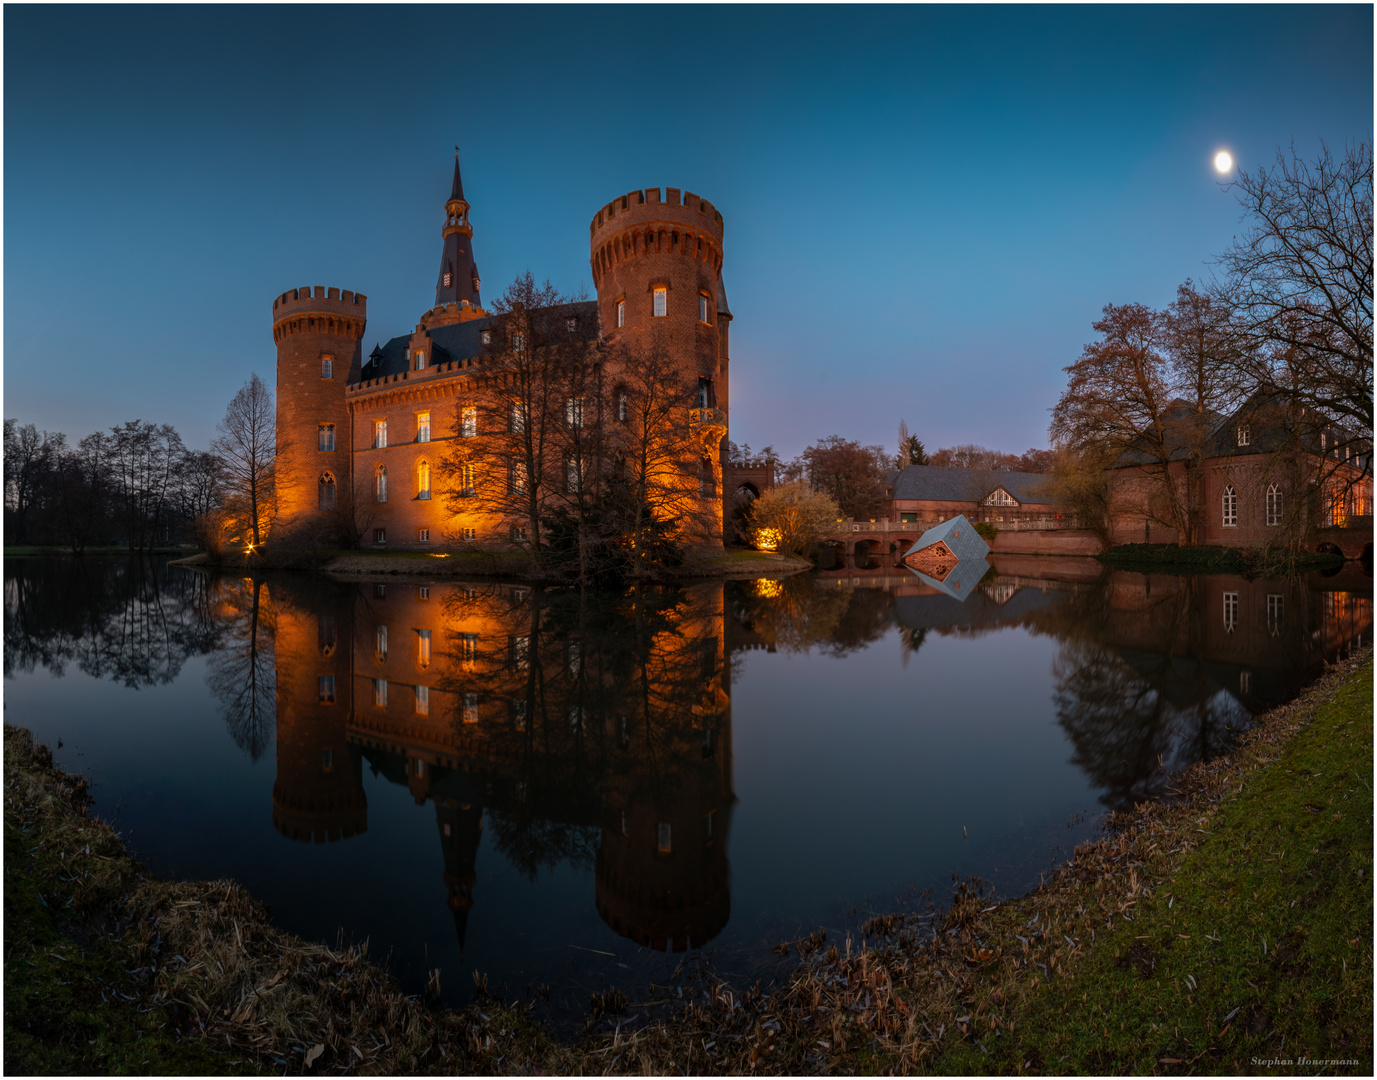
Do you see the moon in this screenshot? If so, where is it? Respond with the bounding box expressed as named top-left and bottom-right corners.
top-left (1214, 150), bottom-right (1233, 173)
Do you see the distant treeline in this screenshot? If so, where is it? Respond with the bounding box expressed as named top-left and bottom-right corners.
top-left (4, 419), bottom-right (222, 550)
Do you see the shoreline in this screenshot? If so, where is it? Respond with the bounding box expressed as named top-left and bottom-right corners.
top-left (5, 651), bottom-right (1370, 1074)
top-left (164, 547), bottom-right (815, 582)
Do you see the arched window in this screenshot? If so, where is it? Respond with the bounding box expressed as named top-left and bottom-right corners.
top-left (318, 472), bottom-right (336, 511)
top-left (376, 465), bottom-right (388, 503)
top-left (417, 460), bottom-right (431, 500)
top-left (1266, 484), bottom-right (1282, 526)
top-left (1222, 484), bottom-right (1237, 527)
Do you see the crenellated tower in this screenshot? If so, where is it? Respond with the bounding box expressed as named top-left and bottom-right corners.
top-left (272, 286), bottom-right (367, 538)
top-left (590, 188), bottom-right (733, 545)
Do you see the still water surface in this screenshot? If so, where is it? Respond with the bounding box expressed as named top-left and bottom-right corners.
top-left (4, 555), bottom-right (1370, 1020)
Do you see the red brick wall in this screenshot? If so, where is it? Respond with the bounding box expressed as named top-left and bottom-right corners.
top-left (590, 188), bottom-right (729, 546)
top-left (272, 287), bottom-right (366, 537)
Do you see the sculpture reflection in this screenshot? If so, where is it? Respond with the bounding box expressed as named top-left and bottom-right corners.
top-left (269, 578), bottom-right (734, 954)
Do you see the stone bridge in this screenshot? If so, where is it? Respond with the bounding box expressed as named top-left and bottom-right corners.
top-left (817, 518), bottom-right (1096, 567)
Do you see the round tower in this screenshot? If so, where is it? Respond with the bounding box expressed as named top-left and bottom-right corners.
top-left (589, 188), bottom-right (732, 544)
top-left (272, 286), bottom-right (367, 540)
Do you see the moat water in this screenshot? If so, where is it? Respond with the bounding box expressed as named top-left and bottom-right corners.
top-left (4, 554), bottom-right (1370, 1023)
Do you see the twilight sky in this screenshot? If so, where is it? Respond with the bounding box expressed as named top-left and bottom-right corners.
top-left (4, 4), bottom-right (1371, 459)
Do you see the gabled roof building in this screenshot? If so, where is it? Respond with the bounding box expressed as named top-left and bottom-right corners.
top-left (1105, 388), bottom-right (1372, 555)
top-left (886, 464), bottom-right (1064, 527)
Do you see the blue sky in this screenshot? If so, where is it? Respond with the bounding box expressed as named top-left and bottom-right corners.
top-left (4, 4), bottom-right (1371, 458)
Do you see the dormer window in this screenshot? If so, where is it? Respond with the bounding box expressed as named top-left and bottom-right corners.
top-left (481, 329), bottom-right (493, 346)
top-left (984, 488), bottom-right (1018, 507)
top-left (414, 351), bottom-right (426, 371)
top-left (513, 332), bottom-right (525, 351)
top-left (566, 316), bottom-right (578, 332)
top-left (443, 272), bottom-right (453, 287)
top-left (1237, 425), bottom-right (1250, 447)
top-left (321, 356), bottom-right (334, 379)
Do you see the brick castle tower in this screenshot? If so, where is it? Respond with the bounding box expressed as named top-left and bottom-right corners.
top-left (272, 286), bottom-right (367, 537)
top-left (589, 188), bottom-right (733, 544)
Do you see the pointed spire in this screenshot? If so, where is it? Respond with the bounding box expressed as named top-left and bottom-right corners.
top-left (450, 151), bottom-right (466, 204)
top-left (436, 152), bottom-right (479, 309)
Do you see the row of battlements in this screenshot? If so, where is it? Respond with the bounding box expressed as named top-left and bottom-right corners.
top-left (590, 187), bottom-right (723, 238)
top-left (273, 286), bottom-right (368, 315)
top-left (345, 355), bottom-right (487, 395)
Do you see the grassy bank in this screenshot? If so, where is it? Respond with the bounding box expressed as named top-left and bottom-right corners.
top-left (6, 654), bottom-right (1371, 1075)
top-left (1099, 543), bottom-right (1345, 575)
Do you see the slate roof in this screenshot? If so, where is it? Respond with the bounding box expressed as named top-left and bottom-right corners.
top-left (905, 514), bottom-right (991, 562)
top-left (1110, 400), bottom-right (1224, 467)
top-left (449, 155), bottom-right (466, 203)
top-left (891, 465), bottom-right (1056, 505)
top-left (1111, 388), bottom-right (1371, 473)
top-left (907, 559), bottom-right (989, 603)
top-left (358, 301), bottom-right (599, 383)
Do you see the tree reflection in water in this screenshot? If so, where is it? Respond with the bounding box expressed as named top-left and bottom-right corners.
top-left (1052, 640), bottom-right (1251, 808)
top-left (3, 556), bottom-right (221, 687)
top-left (206, 576), bottom-right (277, 761)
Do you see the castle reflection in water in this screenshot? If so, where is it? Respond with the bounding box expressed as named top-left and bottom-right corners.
top-left (4, 554), bottom-right (1370, 961)
top-left (271, 577), bottom-right (734, 956)
top-left (264, 557), bottom-right (1371, 956)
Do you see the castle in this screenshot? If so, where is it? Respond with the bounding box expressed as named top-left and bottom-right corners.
top-left (272, 157), bottom-right (769, 552)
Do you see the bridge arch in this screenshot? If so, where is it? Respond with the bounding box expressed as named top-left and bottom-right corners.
top-left (851, 538), bottom-right (881, 569)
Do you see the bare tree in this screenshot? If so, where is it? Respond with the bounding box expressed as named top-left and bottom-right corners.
top-left (4, 420), bottom-right (66, 544)
top-left (53, 431), bottom-right (113, 553)
top-left (213, 374), bottom-right (277, 548)
top-left (107, 420), bottom-right (185, 549)
top-left (1217, 140), bottom-right (1373, 448)
top-left (440, 273), bottom-right (585, 555)
top-left (178, 449), bottom-right (225, 525)
top-left (611, 335), bottom-right (700, 571)
top-left (1050, 302), bottom-right (1194, 539)
top-left (1159, 280), bottom-right (1246, 542)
